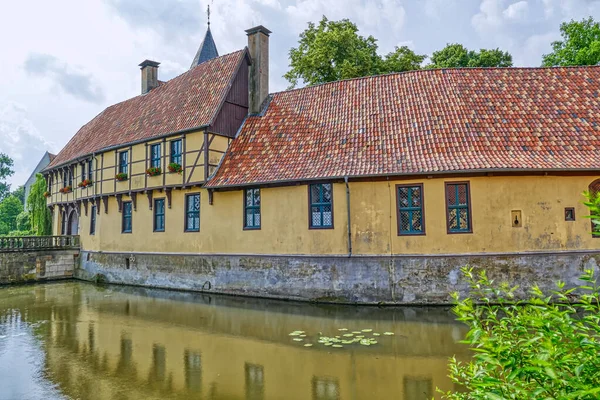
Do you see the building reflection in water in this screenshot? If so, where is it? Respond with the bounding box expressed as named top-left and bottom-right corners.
top-left (0, 283), bottom-right (472, 400)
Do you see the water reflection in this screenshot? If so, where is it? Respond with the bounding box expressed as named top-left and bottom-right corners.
top-left (0, 282), bottom-right (470, 400)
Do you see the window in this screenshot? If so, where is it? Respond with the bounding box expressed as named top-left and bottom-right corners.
top-left (445, 182), bottom-right (472, 233)
top-left (309, 183), bottom-right (333, 228)
top-left (170, 139), bottom-right (182, 165)
top-left (47, 176), bottom-right (52, 192)
top-left (404, 377), bottom-right (432, 400)
top-left (90, 206), bottom-right (96, 235)
top-left (184, 350), bottom-right (202, 392)
top-left (185, 193), bottom-right (200, 232)
top-left (63, 170), bottom-right (68, 188)
top-left (87, 159), bottom-right (93, 181)
top-left (118, 151), bottom-right (128, 174)
top-left (312, 377), bottom-right (339, 400)
top-left (154, 199), bottom-right (165, 232)
top-left (397, 184), bottom-right (425, 235)
top-left (245, 363), bottom-right (264, 400)
top-left (565, 207), bottom-right (575, 221)
top-left (151, 143), bottom-right (161, 169)
top-left (68, 167), bottom-right (73, 187)
top-left (81, 162), bottom-right (86, 180)
top-left (122, 201), bottom-right (132, 233)
top-left (244, 188), bottom-right (261, 229)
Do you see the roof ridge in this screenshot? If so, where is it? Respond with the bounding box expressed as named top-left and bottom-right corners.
top-left (271, 64), bottom-right (600, 97)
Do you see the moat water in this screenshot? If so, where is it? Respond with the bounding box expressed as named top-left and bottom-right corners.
top-left (0, 282), bottom-right (470, 400)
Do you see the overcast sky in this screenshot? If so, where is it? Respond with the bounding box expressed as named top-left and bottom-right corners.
top-left (1, 0), bottom-right (598, 188)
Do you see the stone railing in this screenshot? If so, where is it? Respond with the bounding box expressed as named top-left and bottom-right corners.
top-left (0, 236), bottom-right (80, 252)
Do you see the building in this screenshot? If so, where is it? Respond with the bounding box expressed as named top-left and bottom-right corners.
top-left (43, 23), bottom-right (600, 304)
top-left (23, 151), bottom-right (55, 207)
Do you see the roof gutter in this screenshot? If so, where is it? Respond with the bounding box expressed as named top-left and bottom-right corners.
top-left (205, 167), bottom-right (600, 190)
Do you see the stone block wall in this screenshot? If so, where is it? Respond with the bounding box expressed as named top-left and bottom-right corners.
top-left (78, 250), bottom-right (600, 305)
top-left (0, 250), bottom-right (79, 285)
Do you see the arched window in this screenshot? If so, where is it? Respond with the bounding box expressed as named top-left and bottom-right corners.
top-left (61, 211), bottom-right (67, 235)
top-left (588, 179), bottom-right (600, 237)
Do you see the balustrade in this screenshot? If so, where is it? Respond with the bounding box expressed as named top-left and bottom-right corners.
top-left (0, 236), bottom-right (80, 252)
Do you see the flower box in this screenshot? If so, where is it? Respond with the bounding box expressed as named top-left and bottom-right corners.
top-left (78, 179), bottom-right (93, 188)
top-left (168, 162), bottom-right (182, 174)
top-left (115, 173), bottom-right (128, 181)
top-left (43, 191), bottom-right (51, 198)
top-left (146, 167), bottom-right (162, 177)
top-left (59, 186), bottom-right (72, 194)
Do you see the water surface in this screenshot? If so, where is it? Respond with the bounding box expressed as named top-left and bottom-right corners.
top-left (0, 282), bottom-right (470, 400)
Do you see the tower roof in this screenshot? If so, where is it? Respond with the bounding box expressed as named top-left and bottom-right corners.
top-left (190, 27), bottom-right (219, 69)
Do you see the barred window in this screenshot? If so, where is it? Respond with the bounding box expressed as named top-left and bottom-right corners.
top-left (244, 188), bottom-right (261, 229)
top-left (151, 144), bottom-right (161, 169)
top-left (170, 139), bottom-right (182, 165)
top-left (87, 159), bottom-right (93, 181)
top-left (122, 201), bottom-right (132, 233)
top-left (397, 184), bottom-right (425, 235)
top-left (185, 193), bottom-right (200, 232)
top-left (154, 199), bottom-right (165, 232)
top-left (445, 182), bottom-right (472, 233)
top-left (309, 183), bottom-right (333, 229)
top-left (118, 151), bottom-right (128, 174)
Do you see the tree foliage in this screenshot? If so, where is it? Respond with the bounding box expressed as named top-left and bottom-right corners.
top-left (12, 185), bottom-right (25, 204)
top-left (443, 195), bottom-right (600, 399)
top-left (27, 174), bottom-right (52, 236)
top-left (0, 195), bottom-right (24, 234)
top-left (0, 153), bottom-right (14, 202)
top-left (284, 16), bottom-right (426, 87)
top-left (428, 43), bottom-right (513, 68)
top-left (542, 17), bottom-right (600, 66)
top-left (16, 211), bottom-right (31, 232)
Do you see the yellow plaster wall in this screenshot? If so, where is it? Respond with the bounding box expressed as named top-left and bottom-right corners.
top-left (76, 174), bottom-right (600, 255)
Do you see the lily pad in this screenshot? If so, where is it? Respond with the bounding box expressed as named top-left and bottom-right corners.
top-left (352, 331), bottom-right (361, 334)
top-left (324, 342), bottom-right (332, 346)
top-left (372, 333), bottom-right (381, 336)
top-left (383, 332), bottom-right (395, 336)
top-left (361, 329), bottom-right (373, 332)
top-left (304, 344), bottom-right (313, 347)
top-left (338, 328), bottom-right (348, 331)
top-left (293, 338), bottom-right (304, 342)
top-left (300, 334), bottom-right (307, 337)
top-left (332, 344), bottom-right (343, 348)
top-left (359, 339), bottom-right (371, 346)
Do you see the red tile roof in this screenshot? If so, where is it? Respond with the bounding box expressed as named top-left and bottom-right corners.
top-left (206, 66), bottom-right (600, 188)
top-left (48, 50), bottom-right (246, 169)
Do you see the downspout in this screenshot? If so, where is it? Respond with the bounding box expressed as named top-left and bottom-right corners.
top-left (344, 176), bottom-right (352, 257)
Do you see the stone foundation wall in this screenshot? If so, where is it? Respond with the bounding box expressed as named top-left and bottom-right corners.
top-left (0, 250), bottom-right (79, 285)
top-left (78, 251), bottom-right (600, 305)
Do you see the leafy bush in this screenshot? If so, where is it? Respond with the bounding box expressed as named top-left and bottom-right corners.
top-left (441, 267), bottom-right (600, 400)
top-left (16, 211), bottom-right (31, 231)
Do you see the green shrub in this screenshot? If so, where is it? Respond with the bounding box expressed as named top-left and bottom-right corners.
top-left (441, 267), bottom-right (600, 400)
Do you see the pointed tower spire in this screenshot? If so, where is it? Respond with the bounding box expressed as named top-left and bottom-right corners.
top-left (190, 4), bottom-right (219, 69)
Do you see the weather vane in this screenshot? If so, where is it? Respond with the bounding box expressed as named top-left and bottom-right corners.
top-left (207, 4), bottom-right (210, 27)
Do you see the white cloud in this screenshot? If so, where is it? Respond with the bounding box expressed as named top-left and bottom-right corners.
top-left (0, 102), bottom-right (56, 187)
top-left (503, 1), bottom-right (528, 21)
top-left (472, 0), bottom-right (505, 32)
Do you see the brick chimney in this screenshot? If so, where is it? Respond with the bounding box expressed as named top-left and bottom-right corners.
top-left (139, 60), bottom-right (160, 94)
top-left (245, 26), bottom-right (271, 114)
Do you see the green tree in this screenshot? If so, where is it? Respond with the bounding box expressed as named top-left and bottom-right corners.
top-left (0, 153), bottom-right (14, 202)
top-left (380, 46), bottom-right (427, 74)
top-left (0, 195), bottom-right (24, 234)
top-left (12, 185), bottom-right (25, 204)
top-left (16, 211), bottom-right (31, 232)
top-left (543, 17), bottom-right (600, 66)
top-left (27, 174), bottom-right (52, 236)
top-left (284, 16), bottom-right (426, 87)
top-left (428, 43), bottom-right (513, 68)
top-left (442, 267), bottom-right (600, 399)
